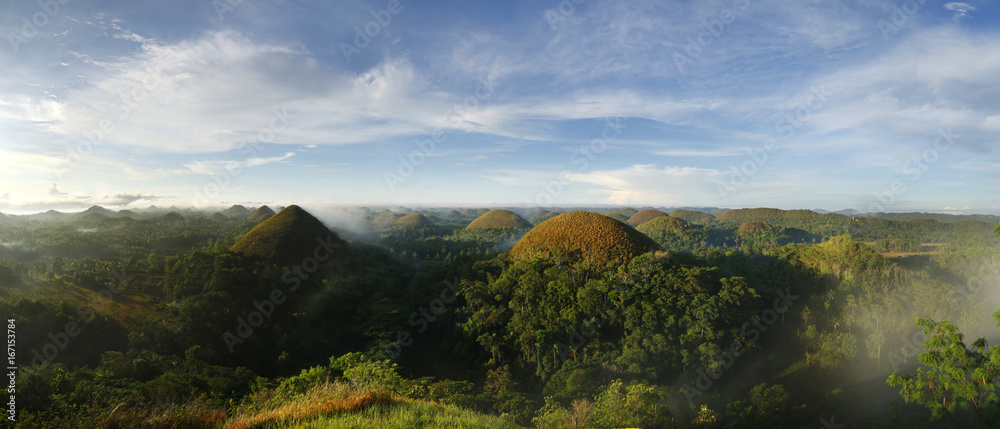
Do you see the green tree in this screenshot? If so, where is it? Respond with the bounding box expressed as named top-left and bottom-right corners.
top-left (725, 383), bottom-right (791, 427)
top-left (50, 257), bottom-right (65, 276)
top-left (887, 312), bottom-right (1000, 428)
top-left (590, 379), bottom-right (671, 429)
top-left (330, 352), bottom-right (404, 393)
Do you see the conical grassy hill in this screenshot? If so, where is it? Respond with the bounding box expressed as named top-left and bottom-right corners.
top-left (231, 205), bottom-right (348, 266)
top-left (669, 209), bottom-right (715, 225)
top-left (443, 209), bottom-right (465, 220)
top-left (372, 210), bottom-right (400, 228)
top-left (247, 205), bottom-right (276, 221)
top-left (509, 211), bottom-right (661, 264)
top-left (394, 213), bottom-right (434, 227)
top-left (626, 209), bottom-right (668, 225)
top-left (466, 209), bottom-right (532, 229)
top-left (638, 215), bottom-right (689, 232)
top-left (605, 207), bottom-right (638, 223)
top-left (222, 204), bottom-right (251, 218)
top-left (158, 212), bottom-right (185, 223)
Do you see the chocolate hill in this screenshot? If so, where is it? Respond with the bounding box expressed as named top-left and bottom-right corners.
top-left (605, 208), bottom-right (639, 223)
top-left (353, 207), bottom-right (376, 222)
top-left (247, 205), bottom-right (276, 221)
top-left (627, 209), bottom-right (669, 225)
top-left (461, 208), bottom-right (490, 217)
top-left (669, 209), bottom-right (715, 225)
top-left (372, 210), bottom-right (401, 228)
top-left (394, 213), bottom-right (434, 227)
top-left (230, 205), bottom-right (348, 266)
top-left (638, 216), bottom-right (690, 232)
top-left (509, 211), bottom-right (661, 264)
top-left (80, 205), bottom-right (116, 217)
top-left (221, 204), bottom-right (252, 218)
top-left (443, 210), bottom-right (465, 220)
top-left (466, 209), bottom-right (533, 230)
top-left (158, 212), bottom-right (185, 223)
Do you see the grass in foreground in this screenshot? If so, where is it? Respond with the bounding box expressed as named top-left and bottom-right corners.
top-left (284, 400), bottom-right (519, 429)
top-left (225, 380), bottom-right (517, 429)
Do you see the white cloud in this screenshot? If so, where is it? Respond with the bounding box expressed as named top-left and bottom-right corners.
top-left (984, 115), bottom-right (1000, 130)
top-left (0, 189), bottom-right (186, 214)
top-left (943, 2), bottom-right (976, 21)
top-left (566, 164), bottom-right (724, 206)
top-left (471, 169), bottom-right (559, 187)
top-left (309, 169), bottom-right (351, 173)
top-left (54, 31), bottom-right (459, 153)
top-left (456, 155), bottom-right (488, 165)
top-left (184, 152), bottom-right (296, 175)
top-left (802, 28), bottom-right (1000, 142)
top-left (0, 98), bottom-right (65, 127)
top-left (125, 152), bottom-right (296, 178)
top-left (33, 9), bottom-right (958, 159)
top-left (0, 148), bottom-right (64, 178)
top-left (48, 184), bottom-right (66, 196)
top-left (654, 147), bottom-right (745, 157)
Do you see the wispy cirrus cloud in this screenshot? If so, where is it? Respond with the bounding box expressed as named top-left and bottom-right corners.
top-left (456, 155), bottom-right (488, 165)
top-left (654, 148), bottom-right (746, 157)
top-left (125, 152), bottom-right (296, 178)
top-left (184, 152), bottom-right (296, 175)
top-left (309, 168), bottom-right (351, 173)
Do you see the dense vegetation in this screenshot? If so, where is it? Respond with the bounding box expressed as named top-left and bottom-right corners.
top-left (636, 216), bottom-right (712, 252)
top-left (2, 205), bottom-right (999, 427)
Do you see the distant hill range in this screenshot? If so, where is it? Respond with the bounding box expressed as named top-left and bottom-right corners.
top-left (867, 212), bottom-right (1000, 223)
top-left (2, 204), bottom-right (996, 227)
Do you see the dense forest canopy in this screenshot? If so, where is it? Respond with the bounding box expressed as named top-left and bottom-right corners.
top-left (1, 205), bottom-right (999, 427)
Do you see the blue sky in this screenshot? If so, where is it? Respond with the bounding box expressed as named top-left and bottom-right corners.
top-left (1, 0), bottom-right (998, 214)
